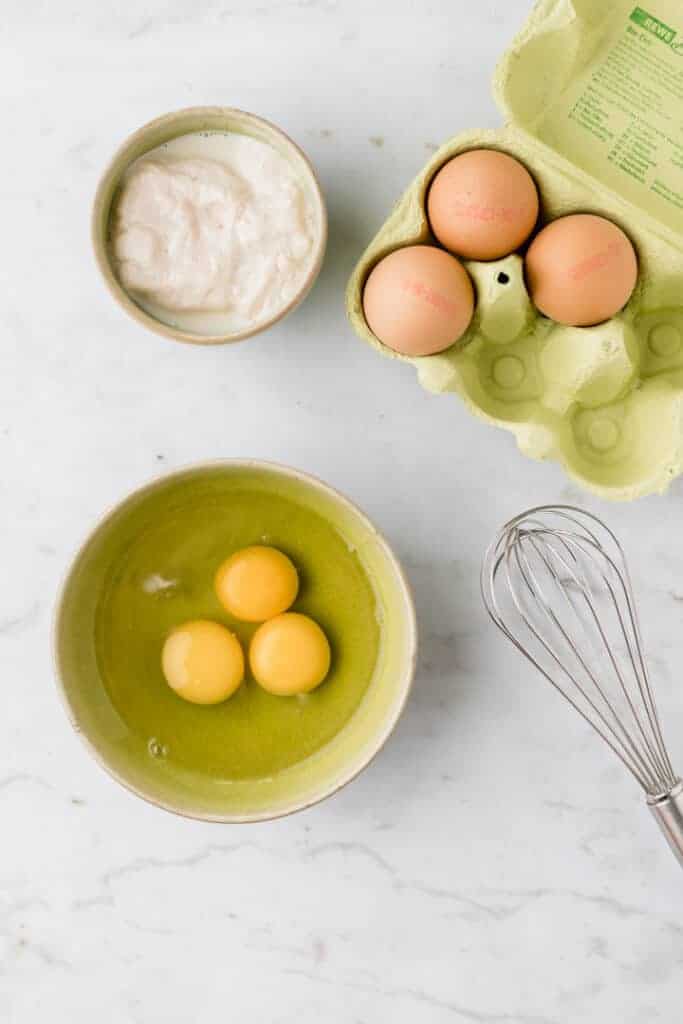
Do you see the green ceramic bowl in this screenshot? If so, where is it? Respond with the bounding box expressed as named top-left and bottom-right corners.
top-left (54, 462), bottom-right (417, 821)
top-left (92, 107), bottom-right (327, 345)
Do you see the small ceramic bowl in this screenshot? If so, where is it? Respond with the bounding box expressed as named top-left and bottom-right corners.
top-left (54, 461), bottom-right (417, 821)
top-left (92, 107), bottom-right (328, 345)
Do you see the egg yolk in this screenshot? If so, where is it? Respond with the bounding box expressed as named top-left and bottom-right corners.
top-left (161, 619), bottom-right (244, 705)
top-left (215, 545), bottom-right (299, 622)
top-left (249, 613), bottom-right (331, 696)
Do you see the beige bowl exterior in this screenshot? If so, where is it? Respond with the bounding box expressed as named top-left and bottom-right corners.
top-left (92, 108), bottom-right (328, 345)
top-left (53, 461), bottom-right (417, 822)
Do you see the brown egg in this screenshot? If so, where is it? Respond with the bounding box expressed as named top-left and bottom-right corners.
top-left (362, 245), bottom-right (475, 356)
top-left (525, 214), bottom-right (638, 326)
top-left (427, 149), bottom-right (539, 261)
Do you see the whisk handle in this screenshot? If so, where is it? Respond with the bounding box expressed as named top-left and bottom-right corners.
top-left (648, 781), bottom-right (683, 869)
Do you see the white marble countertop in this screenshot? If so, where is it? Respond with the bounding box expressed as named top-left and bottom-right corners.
top-left (3, 1), bottom-right (683, 1020)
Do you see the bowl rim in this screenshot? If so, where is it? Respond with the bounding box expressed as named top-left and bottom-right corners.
top-left (52, 459), bottom-right (418, 823)
top-left (91, 106), bottom-right (328, 346)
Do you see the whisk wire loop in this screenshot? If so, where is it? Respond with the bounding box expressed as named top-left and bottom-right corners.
top-left (517, 531), bottom-right (663, 790)
top-left (482, 505), bottom-right (678, 797)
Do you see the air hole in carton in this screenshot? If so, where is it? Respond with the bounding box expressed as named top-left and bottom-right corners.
top-left (497, 272), bottom-right (510, 285)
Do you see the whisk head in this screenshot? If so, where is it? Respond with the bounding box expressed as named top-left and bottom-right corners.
top-left (481, 505), bottom-right (677, 797)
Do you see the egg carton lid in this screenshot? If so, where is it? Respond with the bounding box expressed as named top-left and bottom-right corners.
top-left (493, 0), bottom-right (683, 250)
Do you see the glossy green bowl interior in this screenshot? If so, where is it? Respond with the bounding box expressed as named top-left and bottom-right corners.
top-left (54, 463), bottom-right (416, 821)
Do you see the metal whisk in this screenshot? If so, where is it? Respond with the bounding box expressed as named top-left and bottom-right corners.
top-left (481, 505), bottom-right (683, 868)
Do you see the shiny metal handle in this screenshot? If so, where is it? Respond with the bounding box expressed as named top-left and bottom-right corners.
top-left (648, 780), bottom-right (683, 869)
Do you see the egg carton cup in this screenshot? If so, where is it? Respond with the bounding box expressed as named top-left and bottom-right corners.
top-left (346, 0), bottom-right (683, 500)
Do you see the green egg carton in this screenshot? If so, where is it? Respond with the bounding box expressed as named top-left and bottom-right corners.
top-left (346, 0), bottom-right (683, 500)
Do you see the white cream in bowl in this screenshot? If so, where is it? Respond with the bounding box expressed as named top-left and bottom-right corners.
top-left (110, 131), bottom-right (319, 336)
